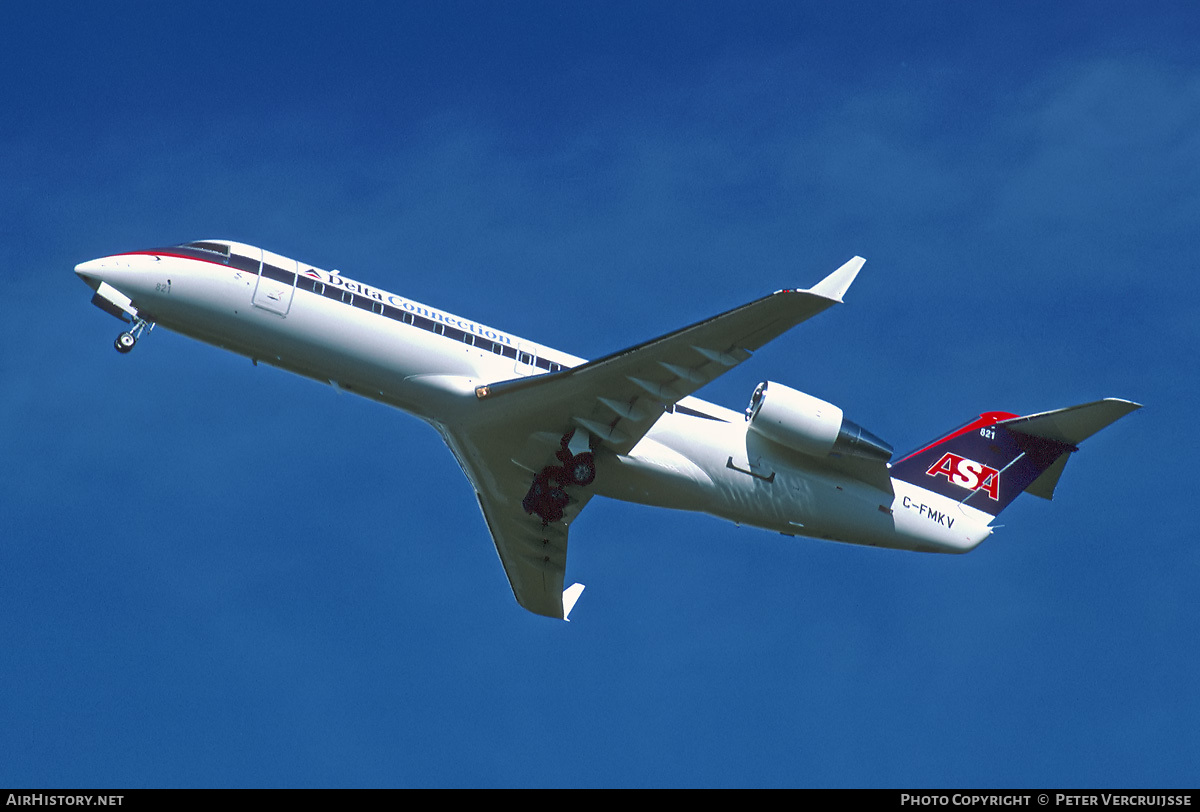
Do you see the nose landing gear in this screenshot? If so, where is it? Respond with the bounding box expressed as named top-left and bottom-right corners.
top-left (114, 318), bottom-right (153, 353)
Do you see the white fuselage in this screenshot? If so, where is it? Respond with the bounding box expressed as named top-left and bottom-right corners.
top-left (76, 243), bottom-right (993, 556)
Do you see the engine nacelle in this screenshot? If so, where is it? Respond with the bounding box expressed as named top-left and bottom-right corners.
top-left (745, 381), bottom-right (893, 463)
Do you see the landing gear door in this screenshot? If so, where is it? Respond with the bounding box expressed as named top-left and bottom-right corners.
top-left (253, 249), bottom-right (297, 316)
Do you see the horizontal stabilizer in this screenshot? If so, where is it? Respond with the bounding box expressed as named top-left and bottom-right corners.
top-left (996, 399), bottom-right (1141, 501)
top-left (996, 399), bottom-right (1142, 445)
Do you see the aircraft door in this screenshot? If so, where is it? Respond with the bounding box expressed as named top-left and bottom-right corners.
top-left (252, 250), bottom-right (297, 316)
top-left (515, 342), bottom-right (537, 376)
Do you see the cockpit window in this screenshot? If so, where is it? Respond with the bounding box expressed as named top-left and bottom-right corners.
top-left (183, 241), bottom-right (231, 257)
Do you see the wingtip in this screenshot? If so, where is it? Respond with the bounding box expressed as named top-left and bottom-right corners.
top-left (562, 582), bottom-right (586, 621)
top-left (1103, 397), bottom-right (1143, 411)
top-left (808, 256), bottom-right (865, 303)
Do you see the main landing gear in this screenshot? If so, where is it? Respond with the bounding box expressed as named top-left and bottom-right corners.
top-left (114, 318), bottom-right (153, 353)
top-left (522, 431), bottom-right (597, 526)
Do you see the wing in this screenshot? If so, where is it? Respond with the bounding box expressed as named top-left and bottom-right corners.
top-left (473, 257), bottom-right (865, 455)
top-left (440, 426), bottom-right (591, 619)
top-left (447, 257), bottom-right (865, 618)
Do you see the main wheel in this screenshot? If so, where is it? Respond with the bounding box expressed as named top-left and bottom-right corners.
top-left (115, 332), bottom-right (137, 353)
top-left (540, 487), bottom-right (568, 523)
top-left (540, 502), bottom-right (564, 524)
top-left (566, 452), bottom-right (596, 486)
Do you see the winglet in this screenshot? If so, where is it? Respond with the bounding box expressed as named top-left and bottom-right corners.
top-left (807, 256), bottom-right (865, 303)
top-left (562, 583), bottom-right (586, 621)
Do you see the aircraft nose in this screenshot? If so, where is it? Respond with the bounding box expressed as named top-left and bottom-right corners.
top-left (75, 257), bottom-right (106, 280)
top-left (74, 256), bottom-right (121, 290)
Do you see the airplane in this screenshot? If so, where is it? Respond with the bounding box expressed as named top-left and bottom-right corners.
top-left (74, 240), bottom-right (1140, 620)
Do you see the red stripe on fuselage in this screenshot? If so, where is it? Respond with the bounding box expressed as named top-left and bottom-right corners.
top-left (116, 250), bottom-right (227, 267)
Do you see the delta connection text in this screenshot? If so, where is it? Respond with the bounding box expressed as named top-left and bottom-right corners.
top-left (900, 796), bottom-right (1192, 807)
top-left (313, 270), bottom-right (515, 346)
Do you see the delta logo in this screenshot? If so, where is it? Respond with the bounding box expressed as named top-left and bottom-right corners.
top-left (925, 452), bottom-right (1000, 500)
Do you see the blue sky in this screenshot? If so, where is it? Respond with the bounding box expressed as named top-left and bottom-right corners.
top-left (2, 1), bottom-right (1197, 788)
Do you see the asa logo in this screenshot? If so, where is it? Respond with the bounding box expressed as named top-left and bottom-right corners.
top-left (925, 452), bottom-right (1000, 500)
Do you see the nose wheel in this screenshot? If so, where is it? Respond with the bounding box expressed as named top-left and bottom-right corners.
top-left (113, 318), bottom-right (153, 353)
